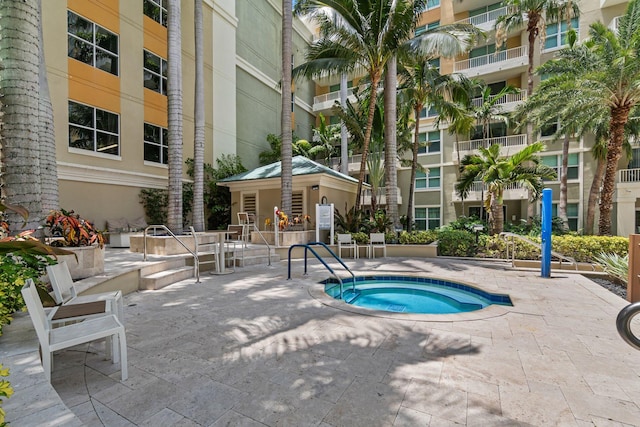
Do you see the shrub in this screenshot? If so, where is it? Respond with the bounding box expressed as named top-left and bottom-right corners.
top-left (437, 229), bottom-right (477, 257)
top-left (397, 230), bottom-right (438, 244)
top-left (45, 209), bottom-right (104, 248)
top-left (551, 235), bottom-right (628, 262)
top-left (0, 253), bottom-right (54, 336)
top-left (351, 232), bottom-right (369, 244)
top-left (0, 362), bottom-right (13, 427)
top-left (594, 252), bottom-right (628, 284)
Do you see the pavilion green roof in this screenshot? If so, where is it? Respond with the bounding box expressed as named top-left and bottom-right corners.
top-left (219, 156), bottom-right (360, 184)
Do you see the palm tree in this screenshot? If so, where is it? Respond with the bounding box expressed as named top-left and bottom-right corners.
top-left (397, 53), bottom-right (457, 230)
top-left (166, 0), bottom-right (183, 234)
top-left (281, 0), bottom-right (293, 217)
top-left (456, 142), bottom-right (556, 235)
top-left (0, 0), bottom-right (43, 232)
top-left (192, 0), bottom-right (205, 232)
top-left (384, 55), bottom-right (399, 229)
top-left (37, 0), bottom-right (58, 216)
top-left (470, 82), bottom-right (518, 141)
top-left (309, 113), bottom-right (339, 165)
top-left (294, 0), bottom-right (478, 210)
top-left (496, 0), bottom-right (580, 220)
top-left (530, 0), bottom-right (640, 234)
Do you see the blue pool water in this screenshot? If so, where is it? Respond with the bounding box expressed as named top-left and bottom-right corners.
top-left (323, 276), bottom-right (512, 314)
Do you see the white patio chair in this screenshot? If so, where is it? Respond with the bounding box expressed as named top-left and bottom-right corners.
top-left (46, 261), bottom-right (124, 323)
top-left (237, 212), bottom-right (256, 243)
top-left (337, 233), bottom-right (358, 259)
top-left (21, 279), bottom-right (128, 382)
top-left (369, 233), bottom-right (387, 258)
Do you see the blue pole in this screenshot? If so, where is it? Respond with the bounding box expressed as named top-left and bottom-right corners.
top-left (541, 188), bottom-right (552, 278)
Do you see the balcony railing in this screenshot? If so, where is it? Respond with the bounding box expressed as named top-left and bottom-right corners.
top-left (471, 90), bottom-right (527, 110)
top-left (456, 7), bottom-right (507, 29)
top-left (452, 181), bottom-right (527, 201)
top-left (454, 134), bottom-right (527, 156)
top-left (313, 87), bottom-right (357, 106)
top-left (362, 186), bottom-right (403, 206)
top-left (454, 45), bottom-right (528, 72)
top-left (619, 168), bottom-right (640, 183)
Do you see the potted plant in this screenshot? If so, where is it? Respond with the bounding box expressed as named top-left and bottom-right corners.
top-left (44, 209), bottom-right (105, 279)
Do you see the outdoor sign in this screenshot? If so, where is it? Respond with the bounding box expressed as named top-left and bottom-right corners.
top-left (316, 203), bottom-right (334, 245)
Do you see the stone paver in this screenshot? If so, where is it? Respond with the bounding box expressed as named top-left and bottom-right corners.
top-left (3, 254), bottom-right (640, 426)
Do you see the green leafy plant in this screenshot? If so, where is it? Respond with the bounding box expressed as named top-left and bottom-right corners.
top-left (397, 230), bottom-right (438, 244)
top-left (369, 210), bottom-right (392, 233)
top-left (593, 252), bottom-right (629, 284)
top-left (335, 205), bottom-right (369, 233)
top-left (437, 229), bottom-right (477, 257)
top-left (45, 209), bottom-right (105, 248)
top-left (0, 362), bottom-right (13, 427)
top-left (138, 185), bottom-right (193, 228)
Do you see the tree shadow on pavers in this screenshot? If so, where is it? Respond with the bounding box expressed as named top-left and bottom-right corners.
top-left (52, 266), bottom-right (536, 426)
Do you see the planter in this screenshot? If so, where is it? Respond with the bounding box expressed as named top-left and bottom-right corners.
top-left (57, 245), bottom-right (105, 280)
top-left (254, 230), bottom-right (315, 246)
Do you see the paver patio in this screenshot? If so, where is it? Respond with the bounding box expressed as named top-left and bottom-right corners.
top-left (4, 254), bottom-right (640, 426)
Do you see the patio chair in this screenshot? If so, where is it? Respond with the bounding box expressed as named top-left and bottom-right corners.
top-left (237, 212), bottom-right (256, 243)
top-left (46, 261), bottom-right (124, 323)
top-left (190, 227), bottom-right (221, 273)
top-left (368, 233), bottom-right (387, 258)
top-left (21, 279), bottom-right (128, 382)
top-left (337, 233), bottom-right (358, 259)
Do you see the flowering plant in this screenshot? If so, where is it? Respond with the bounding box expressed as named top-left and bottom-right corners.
top-left (274, 210), bottom-right (311, 231)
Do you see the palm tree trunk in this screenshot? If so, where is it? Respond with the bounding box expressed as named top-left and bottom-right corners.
top-left (558, 133), bottom-right (569, 231)
top-left (340, 73), bottom-right (348, 175)
top-left (355, 73), bottom-right (381, 210)
top-left (0, 0), bottom-right (43, 232)
top-left (406, 106), bottom-right (421, 231)
top-left (494, 196), bottom-right (505, 235)
top-left (585, 156), bottom-right (605, 235)
top-left (525, 18), bottom-right (538, 222)
top-left (192, 0), bottom-right (205, 232)
top-left (280, 0), bottom-right (293, 216)
top-left (37, 0), bottom-right (58, 218)
top-left (384, 56), bottom-right (399, 229)
top-left (599, 106), bottom-right (631, 235)
top-left (167, 0), bottom-right (183, 234)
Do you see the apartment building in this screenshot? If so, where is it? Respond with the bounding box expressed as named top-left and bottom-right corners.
top-left (311, 0), bottom-right (637, 236)
top-left (41, 0), bottom-right (315, 229)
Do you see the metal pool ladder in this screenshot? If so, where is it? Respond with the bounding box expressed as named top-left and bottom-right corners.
top-left (287, 242), bottom-right (356, 300)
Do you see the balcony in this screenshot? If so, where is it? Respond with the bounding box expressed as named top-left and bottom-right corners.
top-left (454, 45), bottom-right (528, 78)
top-left (472, 90), bottom-right (527, 113)
top-left (451, 182), bottom-right (528, 202)
top-left (362, 186), bottom-right (403, 206)
top-left (312, 87), bottom-right (358, 113)
top-left (453, 134), bottom-right (527, 161)
top-left (455, 7), bottom-right (507, 32)
top-left (619, 168), bottom-right (640, 183)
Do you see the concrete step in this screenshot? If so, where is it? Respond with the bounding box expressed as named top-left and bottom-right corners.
top-left (231, 246), bottom-right (279, 267)
top-left (139, 258), bottom-right (188, 277)
top-left (140, 265), bottom-right (194, 290)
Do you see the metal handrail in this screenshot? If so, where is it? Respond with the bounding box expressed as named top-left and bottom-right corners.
top-left (143, 225), bottom-right (200, 283)
top-left (616, 302), bottom-right (640, 350)
top-left (499, 232), bottom-right (582, 270)
top-left (287, 242), bottom-right (356, 300)
top-left (249, 224), bottom-right (271, 266)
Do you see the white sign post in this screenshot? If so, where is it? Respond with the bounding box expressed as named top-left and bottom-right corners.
top-left (316, 203), bottom-right (334, 245)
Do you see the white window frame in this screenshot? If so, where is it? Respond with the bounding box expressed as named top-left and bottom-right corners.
top-left (67, 11), bottom-right (119, 76)
top-left (415, 167), bottom-right (441, 190)
top-left (143, 49), bottom-right (168, 95)
top-left (414, 206), bottom-right (441, 230)
top-left (68, 100), bottom-right (120, 157)
top-left (143, 0), bottom-right (167, 27)
top-left (544, 18), bottom-right (579, 52)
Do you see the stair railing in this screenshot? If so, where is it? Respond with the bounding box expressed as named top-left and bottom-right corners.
top-left (143, 225), bottom-right (200, 283)
top-left (249, 224), bottom-right (271, 266)
top-left (499, 232), bottom-right (583, 270)
top-left (287, 242), bottom-right (356, 300)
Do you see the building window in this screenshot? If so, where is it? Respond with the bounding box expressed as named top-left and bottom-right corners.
top-left (628, 148), bottom-right (640, 169)
top-left (419, 105), bottom-right (438, 118)
top-left (144, 123), bottom-right (168, 164)
top-left (144, 50), bottom-right (167, 95)
top-left (143, 0), bottom-right (167, 27)
top-left (416, 167), bottom-right (440, 189)
top-left (545, 18), bottom-right (579, 50)
top-left (415, 207), bottom-right (440, 230)
top-left (418, 131), bottom-right (440, 154)
top-left (68, 101), bottom-right (119, 156)
top-left (425, 0), bottom-right (440, 10)
top-left (329, 80), bottom-right (353, 92)
top-left (552, 203), bottom-right (579, 231)
top-left (415, 21), bottom-right (440, 36)
top-left (469, 2), bottom-right (504, 18)
top-left (542, 153), bottom-right (579, 181)
top-left (67, 11), bottom-right (119, 75)
top-left (540, 121), bottom-right (559, 137)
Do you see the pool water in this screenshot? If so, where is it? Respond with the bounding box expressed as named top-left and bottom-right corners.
top-left (323, 276), bottom-right (512, 314)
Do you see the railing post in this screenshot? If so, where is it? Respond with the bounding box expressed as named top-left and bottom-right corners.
top-left (628, 234), bottom-right (640, 302)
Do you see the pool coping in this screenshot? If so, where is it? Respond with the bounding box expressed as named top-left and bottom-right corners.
top-left (307, 274), bottom-right (513, 322)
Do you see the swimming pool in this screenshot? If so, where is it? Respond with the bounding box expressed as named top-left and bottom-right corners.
top-left (323, 276), bottom-right (513, 314)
